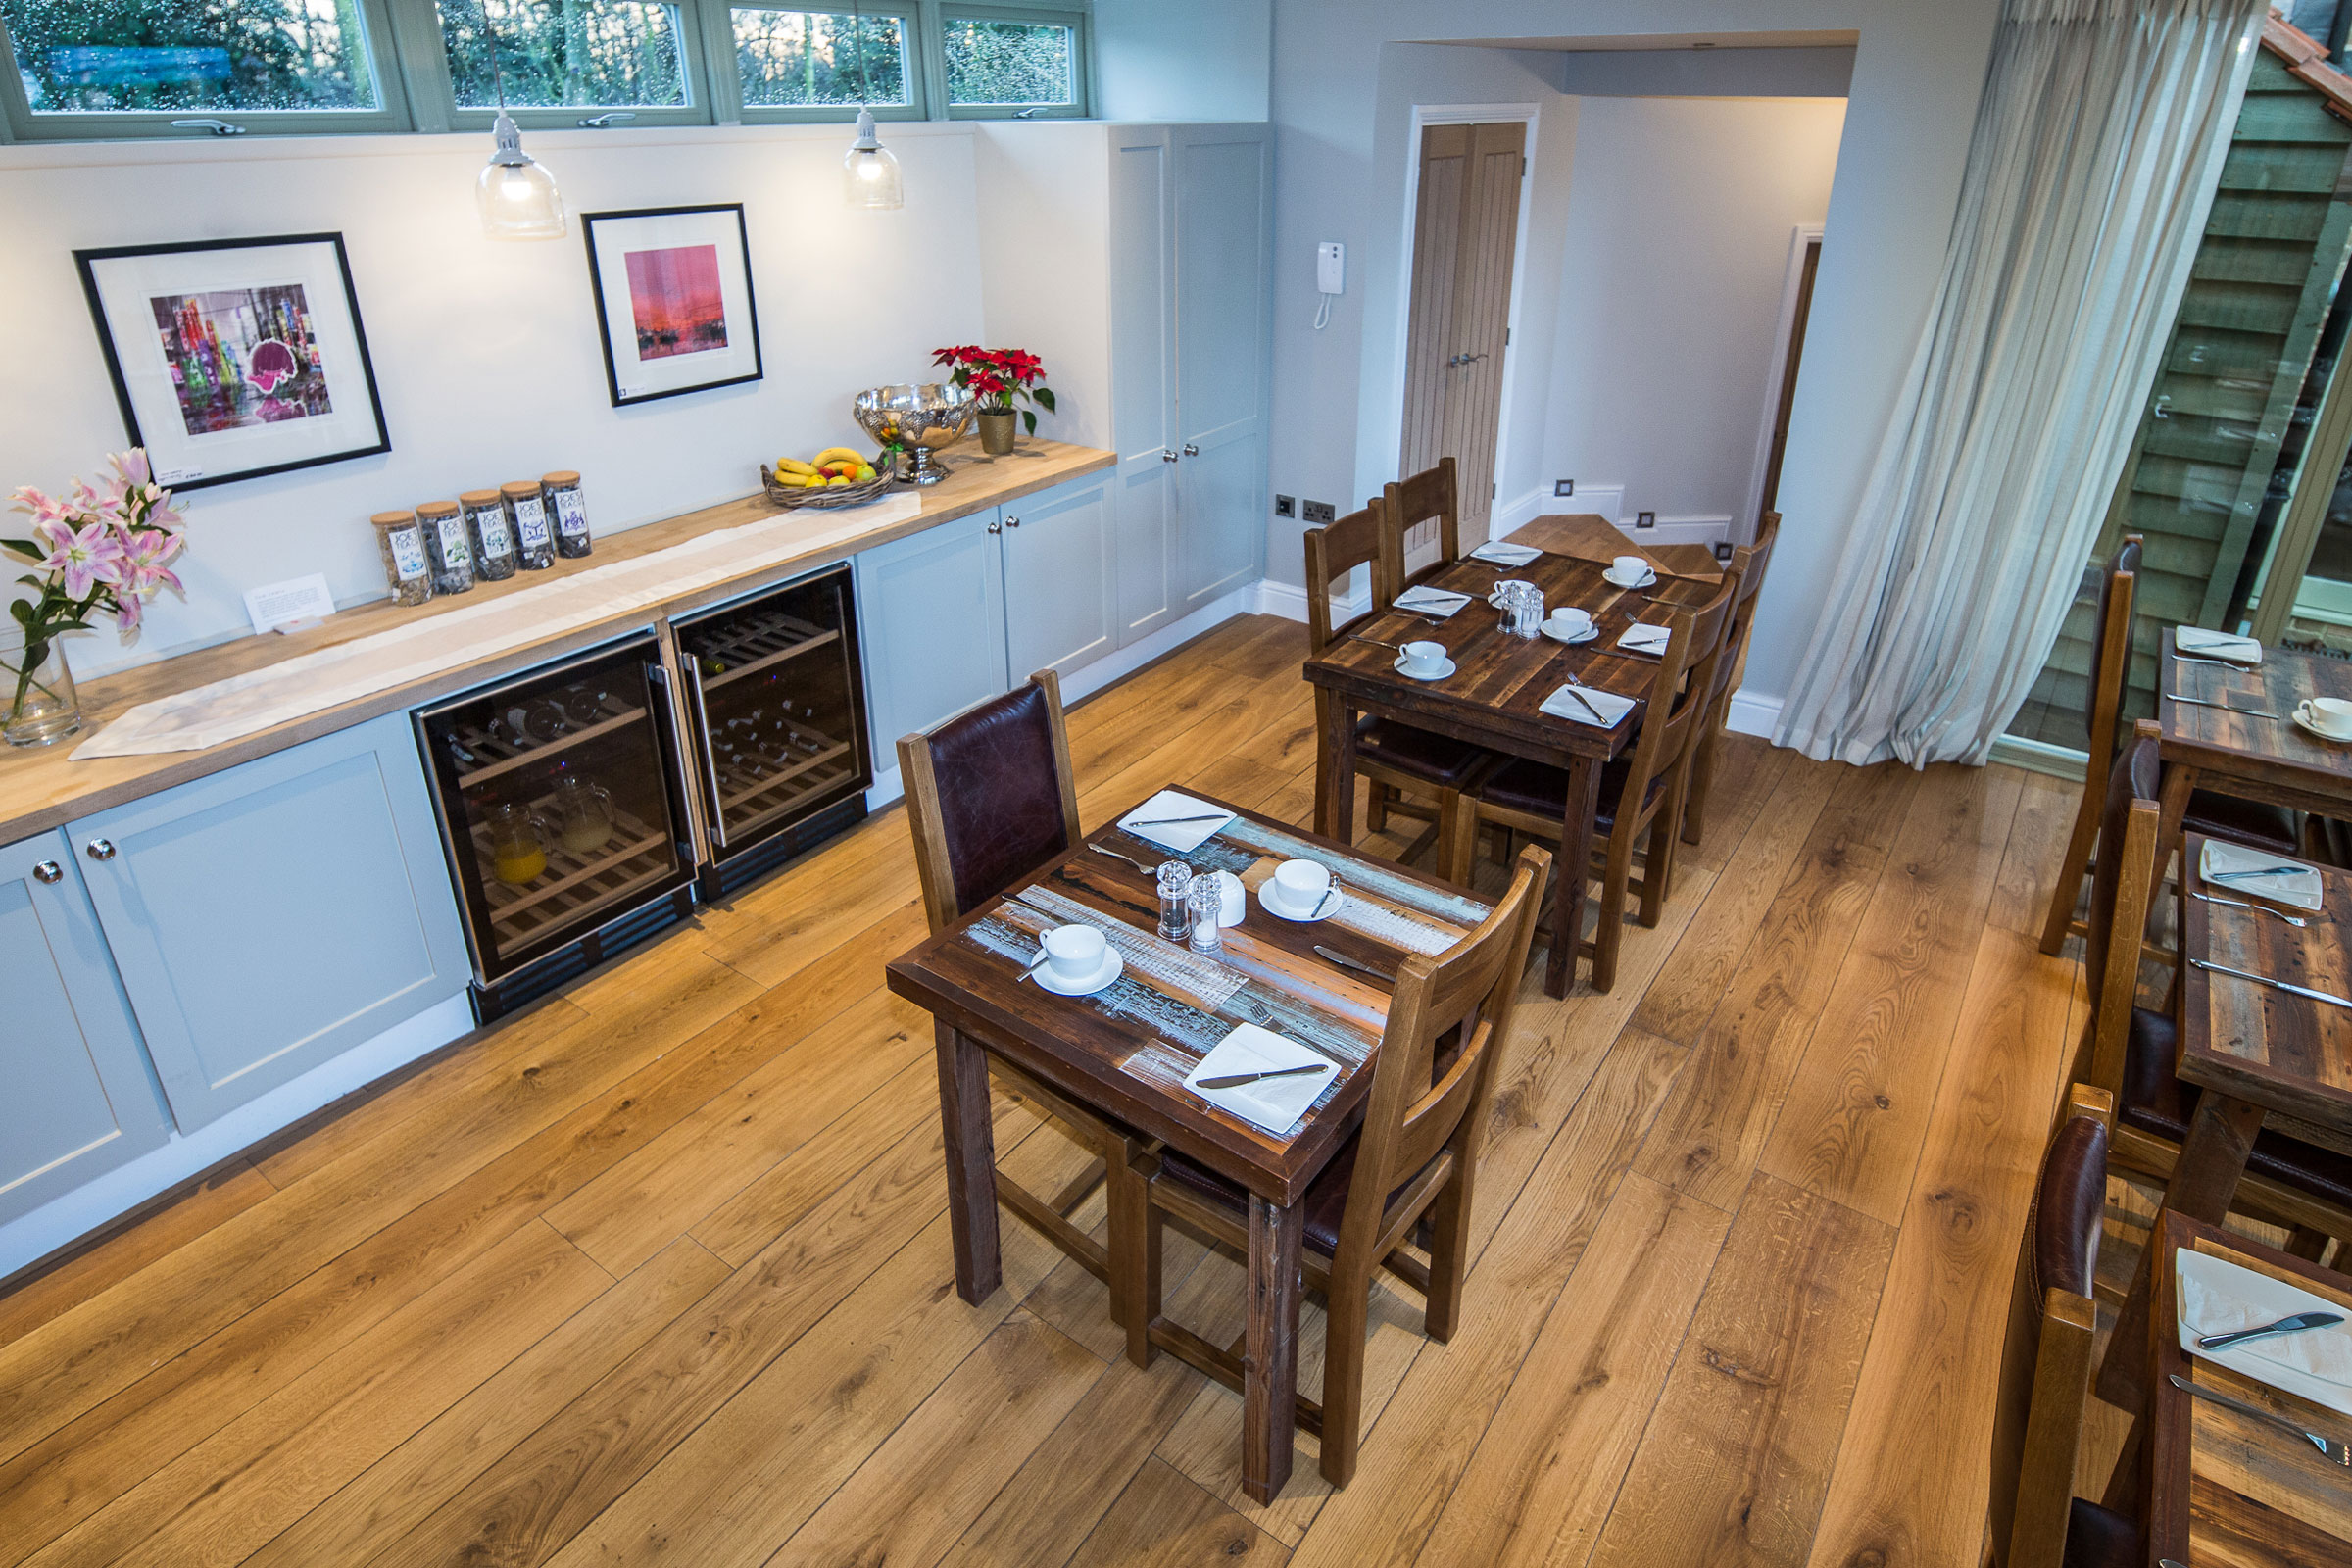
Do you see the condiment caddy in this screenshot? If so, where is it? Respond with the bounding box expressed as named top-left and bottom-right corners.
top-left (370, 471), bottom-right (596, 607)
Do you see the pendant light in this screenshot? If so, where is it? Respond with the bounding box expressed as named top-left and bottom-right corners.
top-left (475, 3), bottom-right (565, 239)
top-left (842, 1), bottom-right (903, 210)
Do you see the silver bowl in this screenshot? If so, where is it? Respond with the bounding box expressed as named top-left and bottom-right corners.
top-left (853, 382), bottom-right (978, 486)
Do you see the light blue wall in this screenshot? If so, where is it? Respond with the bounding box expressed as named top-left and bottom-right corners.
top-left (1094, 0), bottom-right (1275, 121)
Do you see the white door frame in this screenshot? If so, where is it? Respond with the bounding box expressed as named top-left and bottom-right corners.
top-left (1740, 222), bottom-right (1826, 547)
top-left (1384, 101), bottom-right (1541, 558)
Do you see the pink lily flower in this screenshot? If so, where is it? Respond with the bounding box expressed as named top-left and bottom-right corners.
top-left (107, 449), bottom-right (151, 489)
top-left (10, 486), bottom-right (66, 529)
top-left (114, 589), bottom-right (143, 633)
top-left (121, 527), bottom-right (184, 596)
top-left (41, 518), bottom-right (126, 600)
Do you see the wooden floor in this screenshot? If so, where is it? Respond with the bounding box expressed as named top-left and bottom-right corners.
top-left (0, 613), bottom-right (2094, 1568)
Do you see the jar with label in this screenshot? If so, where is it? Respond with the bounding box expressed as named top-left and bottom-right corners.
top-left (416, 500), bottom-right (474, 595)
top-left (542, 470), bottom-right (593, 558)
top-left (503, 480), bottom-right (556, 570)
top-left (461, 489), bottom-right (518, 581)
top-left (371, 510), bottom-right (432, 607)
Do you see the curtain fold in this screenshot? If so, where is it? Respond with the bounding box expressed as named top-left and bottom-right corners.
top-left (1773, 0), bottom-right (2266, 767)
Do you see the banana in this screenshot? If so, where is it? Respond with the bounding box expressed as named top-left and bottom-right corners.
top-left (775, 457), bottom-right (817, 476)
top-left (813, 446), bottom-right (867, 468)
top-left (771, 469), bottom-right (812, 488)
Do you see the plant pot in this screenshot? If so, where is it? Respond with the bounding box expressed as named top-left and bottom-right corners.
top-left (977, 409), bottom-right (1018, 457)
top-left (2, 630), bottom-right (80, 749)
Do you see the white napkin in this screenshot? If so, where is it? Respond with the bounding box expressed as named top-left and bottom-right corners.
top-left (1183, 1023), bottom-right (1337, 1136)
top-left (2201, 839), bottom-right (2324, 913)
top-left (1541, 683), bottom-right (1636, 728)
top-left (1395, 585), bottom-right (1471, 616)
top-left (1615, 622), bottom-right (1672, 656)
top-left (1468, 540), bottom-right (1542, 567)
top-left (2178, 1249), bottom-right (2352, 1415)
top-left (2178, 627), bottom-right (2264, 665)
top-left (1119, 790), bottom-right (1236, 855)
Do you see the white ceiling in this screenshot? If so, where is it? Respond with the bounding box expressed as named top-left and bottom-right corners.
top-left (1425, 30), bottom-right (1860, 52)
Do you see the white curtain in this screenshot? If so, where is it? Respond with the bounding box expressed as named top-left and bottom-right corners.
top-left (1774, 0), bottom-right (2266, 767)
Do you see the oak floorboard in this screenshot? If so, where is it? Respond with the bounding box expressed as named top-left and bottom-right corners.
top-left (1680, 731), bottom-right (1798, 878)
top-left (1067, 1455), bottom-right (1294, 1568)
top-left (1981, 768), bottom-right (2081, 941)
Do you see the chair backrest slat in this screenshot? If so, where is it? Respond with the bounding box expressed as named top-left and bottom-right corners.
top-left (1381, 459), bottom-right (1460, 591)
top-left (898, 669), bottom-right (1081, 933)
top-left (2082, 720), bottom-right (2163, 1097)
top-left (2084, 535), bottom-right (2141, 763)
top-left (1622, 575), bottom-right (1737, 811)
top-left (1705, 511), bottom-right (1781, 710)
top-left (1304, 502), bottom-right (1392, 657)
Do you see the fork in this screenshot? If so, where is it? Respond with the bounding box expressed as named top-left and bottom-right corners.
top-left (2191, 890), bottom-right (2307, 927)
top-left (1091, 843), bottom-right (1155, 873)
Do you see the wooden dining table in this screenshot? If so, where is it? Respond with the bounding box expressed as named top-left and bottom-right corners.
top-left (884, 789), bottom-right (1494, 1503)
top-left (2156, 627), bottom-right (2352, 858)
top-left (1303, 514), bottom-right (1721, 996)
top-left (2140, 1212), bottom-right (2352, 1566)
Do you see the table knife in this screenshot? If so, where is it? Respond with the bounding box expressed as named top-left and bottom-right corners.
top-left (1124, 812), bottom-right (1226, 829)
top-left (1313, 944), bottom-right (1396, 984)
top-left (2204, 863), bottom-right (2309, 884)
top-left (2191, 958), bottom-right (2352, 1010)
top-left (2198, 1310), bottom-right (2343, 1349)
top-left (2167, 691), bottom-right (2281, 719)
top-left (2169, 1374), bottom-right (2352, 1465)
top-left (1198, 1063), bottom-right (1331, 1090)
top-left (1552, 683), bottom-right (1607, 724)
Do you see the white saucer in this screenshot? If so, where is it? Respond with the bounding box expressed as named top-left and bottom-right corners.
top-left (2293, 712), bottom-right (2352, 746)
top-left (1540, 620), bottom-right (1597, 645)
top-left (1394, 655), bottom-right (1457, 681)
top-left (1602, 566), bottom-right (1657, 589)
top-left (1258, 883), bottom-right (1341, 923)
top-left (1033, 949), bottom-right (1125, 997)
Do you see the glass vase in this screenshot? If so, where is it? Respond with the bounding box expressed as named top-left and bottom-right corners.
top-left (2, 631), bottom-right (81, 748)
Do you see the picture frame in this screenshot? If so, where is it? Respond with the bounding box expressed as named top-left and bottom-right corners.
top-left (74, 232), bottom-right (390, 493)
top-left (581, 204), bottom-right (763, 408)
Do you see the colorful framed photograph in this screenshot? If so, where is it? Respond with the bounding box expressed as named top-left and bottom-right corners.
top-left (74, 233), bottom-right (390, 492)
top-left (581, 204), bottom-right (763, 408)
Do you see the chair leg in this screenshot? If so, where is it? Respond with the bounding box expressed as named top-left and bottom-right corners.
top-left (1592, 829), bottom-right (1636, 993)
top-left (1639, 808), bottom-right (1676, 927)
top-left (2037, 789), bottom-right (2101, 956)
top-left (1681, 723), bottom-right (1721, 848)
top-left (1446, 799), bottom-right (1482, 887)
top-left (1318, 1265), bottom-right (1369, 1489)
top-left (1366, 779), bottom-right (1391, 834)
top-left (1108, 1142), bottom-right (1155, 1368)
top-left (1423, 1178), bottom-right (1471, 1344)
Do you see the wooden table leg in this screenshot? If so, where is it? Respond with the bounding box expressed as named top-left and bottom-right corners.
top-left (2154, 760), bottom-right (2196, 895)
top-left (1320, 696), bottom-right (1358, 844)
top-left (2094, 1088), bottom-right (2264, 1413)
top-left (935, 1022), bottom-right (1001, 1305)
top-left (1242, 1192), bottom-right (1304, 1505)
top-left (1544, 754), bottom-right (1603, 998)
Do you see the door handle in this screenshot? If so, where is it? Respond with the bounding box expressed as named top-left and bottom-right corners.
top-left (1447, 352), bottom-right (1490, 368)
top-left (1161, 449), bottom-right (1179, 463)
top-left (1004, 515), bottom-right (1020, 528)
top-left (987, 519), bottom-right (1003, 534)
top-left (85, 839), bottom-right (117, 861)
top-left (31, 860), bottom-right (63, 884)
top-left (1182, 443), bottom-right (1200, 457)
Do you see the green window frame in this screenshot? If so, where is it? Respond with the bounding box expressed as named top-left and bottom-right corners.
top-left (936, 3), bottom-right (1087, 120)
top-left (413, 0), bottom-right (717, 133)
top-left (715, 3), bottom-right (924, 124)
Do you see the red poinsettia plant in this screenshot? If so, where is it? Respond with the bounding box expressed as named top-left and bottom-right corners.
top-left (931, 345), bottom-right (1056, 435)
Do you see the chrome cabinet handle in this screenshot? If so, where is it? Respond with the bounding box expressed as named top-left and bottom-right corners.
top-left (32, 860), bottom-right (63, 884)
top-left (1182, 443), bottom-right (1199, 457)
top-left (987, 519), bottom-right (1002, 534)
top-left (1161, 449), bottom-right (1179, 463)
top-left (85, 839), bottom-right (116, 861)
top-left (1005, 516), bottom-right (1020, 528)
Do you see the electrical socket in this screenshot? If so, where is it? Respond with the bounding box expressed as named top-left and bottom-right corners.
top-left (1553, 479), bottom-right (1575, 497)
top-left (1713, 540), bottom-right (1734, 564)
top-left (1274, 494), bottom-right (1297, 518)
top-left (1635, 511), bottom-right (1656, 530)
top-left (1302, 499), bottom-right (1337, 524)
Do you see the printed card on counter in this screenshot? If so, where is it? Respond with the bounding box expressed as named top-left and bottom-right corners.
top-left (244, 573), bottom-right (338, 636)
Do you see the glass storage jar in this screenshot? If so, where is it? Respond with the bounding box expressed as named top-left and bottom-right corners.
top-left (416, 500), bottom-right (474, 595)
top-left (503, 480), bottom-right (556, 570)
top-left (542, 470), bottom-right (593, 558)
top-left (372, 510), bottom-right (432, 607)
top-left (462, 489), bottom-right (518, 581)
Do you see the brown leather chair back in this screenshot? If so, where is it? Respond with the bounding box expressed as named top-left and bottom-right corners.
top-left (2083, 535), bottom-right (2141, 760)
top-left (898, 670), bottom-right (1082, 932)
top-left (1705, 511), bottom-right (1782, 710)
top-left (1303, 503), bottom-right (1392, 658)
top-left (1381, 458), bottom-right (1460, 592)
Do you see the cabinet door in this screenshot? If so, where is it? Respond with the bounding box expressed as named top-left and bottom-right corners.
top-left (71, 711), bottom-right (470, 1132)
top-left (857, 507), bottom-right (1012, 750)
top-left (1175, 125), bottom-right (1272, 610)
top-left (1004, 474), bottom-right (1116, 679)
top-left (0, 831), bottom-right (167, 1225)
top-left (1111, 127), bottom-right (1180, 645)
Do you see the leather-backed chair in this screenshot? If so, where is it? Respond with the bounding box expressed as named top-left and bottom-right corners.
top-left (899, 670), bottom-right (1155, 1321)
top-left (1680, 512), bottom-right (1780, 847)
top-left (1380, 457), bottom-right (1463, 595)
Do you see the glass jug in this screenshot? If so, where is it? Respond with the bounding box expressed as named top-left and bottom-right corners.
top-left (548, 775), bottom-right (616, 858)
top-left (483, 802), bottom-right (552, 885)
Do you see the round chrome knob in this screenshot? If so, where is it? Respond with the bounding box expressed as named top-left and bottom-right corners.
top-left (1161, 449), bottom-right (1179, 463)
top-left (31, 860), bottom-right (63, 884)
top-left (1005, 516), bottom-right (1021, 528)
top-left (986, 520), bottom-right (1002, 535)
top-left (85, 839), bottom-right (117, 861)
top-left (1183, 443), bottom-right (1200, 457)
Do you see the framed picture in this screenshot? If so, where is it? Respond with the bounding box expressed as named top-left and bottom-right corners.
top-left (582, 204), bottom-right (763, 408)
top-left (74, 233), bottom-right (390, 492)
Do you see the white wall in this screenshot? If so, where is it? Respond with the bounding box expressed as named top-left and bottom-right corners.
top-left (1541, 95), bottom-right (1847, 535)
top-left (971, 123), bottom-right (1113, 451)
top-left (1093, 0), bottom-right (1274, 121)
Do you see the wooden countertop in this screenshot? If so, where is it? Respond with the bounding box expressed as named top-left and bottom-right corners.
top-left (0, 441), bottom-right (1113, 846)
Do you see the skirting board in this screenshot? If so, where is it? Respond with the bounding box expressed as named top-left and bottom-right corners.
top-left (1726, 689), bottom-right (1781, 740)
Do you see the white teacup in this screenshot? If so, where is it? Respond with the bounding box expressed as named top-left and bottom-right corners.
top-left (1611, 554), bottom-right (1650, 582)
top-left (2299, 697), bottom-right (2352, 738)
top-left (1546, 607), bottom-right (1592, 637)
top-left (1399, 639), bottom-right (1447, 675)
top-left (1041, 924), bottom-right (1108, 982)
top-left (1272, 859), bottom-right (1332, 914)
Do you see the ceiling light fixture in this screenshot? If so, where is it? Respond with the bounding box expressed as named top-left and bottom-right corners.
top-left (475, 3), bottom-right (566, 240)
top-left (843, 1), bottom-right (904, 210)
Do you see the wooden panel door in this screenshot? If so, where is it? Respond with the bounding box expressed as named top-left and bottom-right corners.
top-left (0, 829), bottom-right (168, 1225)
top-left (1004, 472), bottom-right (1116, 677)
top-left (1174, 124), bottom-right (1272, 610)
top-left (1110, 127), bottom-right (1180, 646)
top-left (1399, 121), bottom-right (1526, 548)
top-left (857, 507), bottom-right (1011, 747)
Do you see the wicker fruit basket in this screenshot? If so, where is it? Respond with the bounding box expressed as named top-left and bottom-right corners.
top-left (760, 461), bottom-right (897, 510)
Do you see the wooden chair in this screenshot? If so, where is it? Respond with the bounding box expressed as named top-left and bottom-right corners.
top-left (1984, 1082), bottom-right (2137, 1568)
top-left (2037, 535), bottom-right (2297, 956)
top-left (1449, 575), bottom-right (1737, 993)
top-left (2072, 721), bottom-right (2352, 1251)
top-left (1122, 845), bottom-right (1547, 1487)
top-left (899, 669), bottom-right (1155, 1323)
top-left (1305, 501), bottom-right (1493, 872)
top-left (1380, 456), bottom-right (1461, 594)
top-left (1680, 511), bottom-right (1781, 848)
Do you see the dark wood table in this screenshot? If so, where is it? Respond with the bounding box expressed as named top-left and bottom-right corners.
top-left (884, 791), bottom-right (1493, 1503)
top-left (2141, 1212), bottom-right (2352, 1566)
top-left (1303, 519), bottom-right (1718, 996)
top-left (2156, 628), bottom-right (2352, 858)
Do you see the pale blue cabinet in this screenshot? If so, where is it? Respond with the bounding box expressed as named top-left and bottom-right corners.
top-left (858, 507), bottom-right (1013, 750)
top-left (0, 830), bottom-right (168, 1225)
top-left (1004, 473), bottom-right (1116, 679)
top-left (69, 710), bottom-right (469, 1132)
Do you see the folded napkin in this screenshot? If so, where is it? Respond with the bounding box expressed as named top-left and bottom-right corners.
top-left (1616, 622), bottom-right (1672, 656)
top-left (2178, 626), bottom-right (2263, 665)
top-left (1183, 1023), bottom-right (1338, 1136)
top-left (1468, 540), bottom-right (1542, 567)
top-left (1119, 789), bottom-right (1237, 855)
top-left (1540, 683), bottom-right (1636, 728)
top-left (1394, 584), bottom-right (1472, 616)
top-left (2200, 838), bottom-right (2324, 912)
top-left (2179, 1249), bottom-right (2352, 1415)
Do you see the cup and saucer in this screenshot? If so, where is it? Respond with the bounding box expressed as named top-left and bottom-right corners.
top-left (1540, 607), bottom-right (1596, 645)
top-left (1027, 924), bottom-right (1125, 996)
top-left (1258, 858), bottom-right (1342, 922)
top-left (1394, 639), bottom-right (1455, 681)
top-left (1602, 554), bottom-right (1657, 590)
top-left (2294, 697), bottom-right (2352, 745)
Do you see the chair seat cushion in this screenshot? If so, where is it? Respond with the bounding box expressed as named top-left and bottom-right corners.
top-left (1474, 754), bottom-right (1664, 832)
top-left (2063, 1497), bottom-right (2138, 1568)
top-left (2182, 789), bottom-right (2298, 858)
top-left (1354, 718), bottom-right (1490, 790)
top-left (2121, 1007), bottom-right (2352, 1209)
top-left (1157, 1142), bottom-right (1426, 1256)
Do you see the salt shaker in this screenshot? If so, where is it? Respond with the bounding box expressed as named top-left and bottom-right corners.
top-left (1187, 878), bottom-right (1225, 954)
top-left (1156, 860), bottom-right (1194, 942)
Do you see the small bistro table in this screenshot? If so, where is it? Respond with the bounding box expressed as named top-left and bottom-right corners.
top-left (2155, 627), bottom-right (2352, 859)
top-left (1302, 516), bottom-right (1719, 996)
top-left (884, 790), bottom-right (1493, 1503)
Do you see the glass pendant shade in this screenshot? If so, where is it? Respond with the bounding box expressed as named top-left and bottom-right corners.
top-left (478, 110), bottom-right (566, 239)
top-left (844, 107), bottom-right (903, 210)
